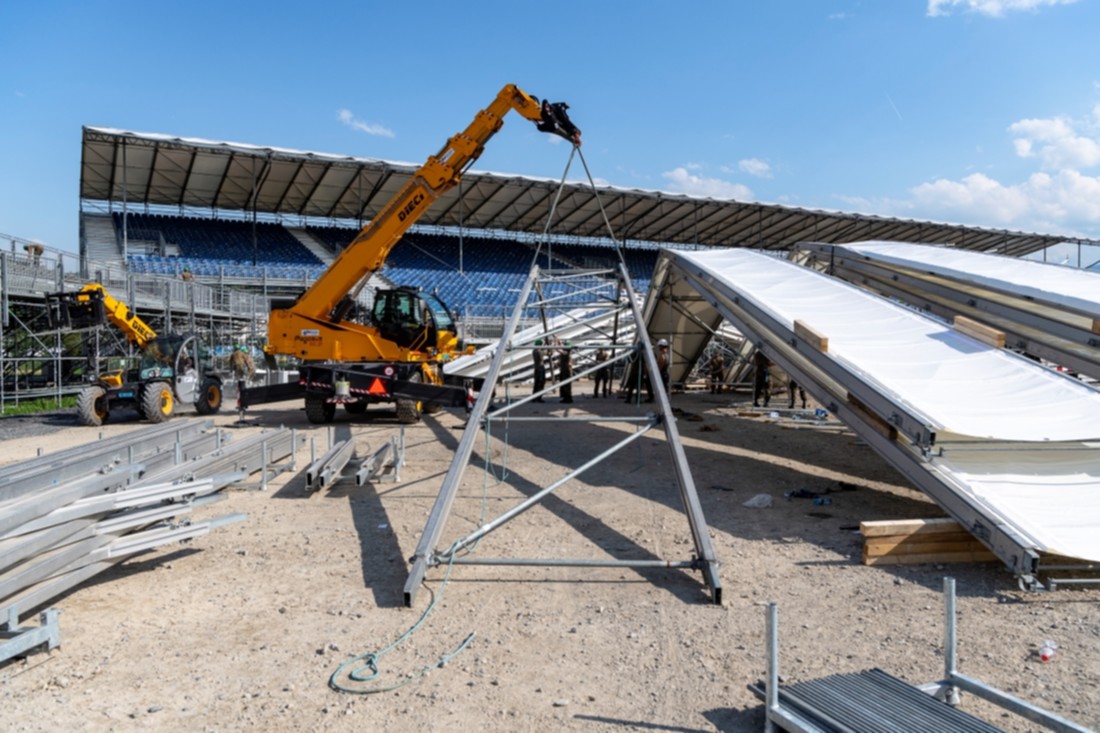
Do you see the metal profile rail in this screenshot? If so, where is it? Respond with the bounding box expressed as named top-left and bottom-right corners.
top-left (0, 419), bottom-right (215, 503)
top-left (139, 427), bottom-right (296, 490)
top-left (656, 250), bottom-right (1047, 584)
top-left (355, 429), bottom-right (405, 486)
top-left (404, 262), bottom-right (721, 607)
top-left (306, 440), bottom-right (355, 490)
top-left (796, 242), bottom-right (1100, 380)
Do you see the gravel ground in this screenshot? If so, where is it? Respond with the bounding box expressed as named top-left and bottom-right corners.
top-left (1, 389), bottom-right (1097, 732)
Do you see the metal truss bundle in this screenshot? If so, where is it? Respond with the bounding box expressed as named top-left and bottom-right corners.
top-left (0, 420), bottom-right (297, 663)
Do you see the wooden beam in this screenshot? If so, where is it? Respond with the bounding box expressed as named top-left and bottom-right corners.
top-left (847, 393), bottom-right (897, 441)
top-left (794, 320), bottom-right (828, 352)
top-left (863, 538), bottom-right (988, 560)
top-left (863, 549), bottom-right (997, 566)
top-left (860, 517), bottom-right (961, 537)
top-left (953, 315), bottom-right (1005, 348)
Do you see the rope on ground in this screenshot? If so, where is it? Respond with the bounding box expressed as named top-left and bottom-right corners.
top-left (328, 548), bottom-right (473, 695)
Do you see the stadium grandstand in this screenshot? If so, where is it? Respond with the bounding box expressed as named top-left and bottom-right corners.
top-left (3, 124), bottom-right (1099, 409)
top-left (76, 126), bottom-right (1100, 314)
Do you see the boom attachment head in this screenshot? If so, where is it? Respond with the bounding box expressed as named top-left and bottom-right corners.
top-left (535, 99), bottom-right (582, 145)
top-left (46, 289), bottom-right (108, 330)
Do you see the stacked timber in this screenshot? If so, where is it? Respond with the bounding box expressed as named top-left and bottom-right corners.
top-left (860, 518), bottom-right (996, 566)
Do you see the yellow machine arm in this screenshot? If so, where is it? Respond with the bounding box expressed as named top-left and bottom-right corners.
top-left (55, 283), bottom-right (159, 348)
top-left (266, 84), bottom-right (580, 362)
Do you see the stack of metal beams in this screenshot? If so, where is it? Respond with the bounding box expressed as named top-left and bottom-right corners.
top-left (0, 420), bottom-right (296, 662)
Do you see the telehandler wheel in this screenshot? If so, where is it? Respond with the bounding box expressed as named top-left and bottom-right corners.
top-left (142, 382), bottom-right (174, 423)
top-left (195, 378), bottom-right (223, 415)
top-left (77, 385), bottom-right (109, 427)
top-left (395, 373), bottom-right (423, 424)
top-left (305, 394), bottom-right (336, 424)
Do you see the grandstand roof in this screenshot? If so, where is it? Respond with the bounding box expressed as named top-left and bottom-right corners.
top-left (80, 126), bottom-right (1099, 258)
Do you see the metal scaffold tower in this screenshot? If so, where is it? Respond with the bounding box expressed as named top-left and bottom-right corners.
top-left (403, 147), bottom-right (721, 606)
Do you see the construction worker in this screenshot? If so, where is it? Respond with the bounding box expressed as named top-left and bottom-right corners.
top-left (532, 339), bottom-right (546, 402)
top-left (593, 348), bottom-right (611, 398)
top-left (230, 345), bottom-right (255, 394)
top-left (558, 344), bottom-right (574, 404)
top-left (752, 350), bottom-right (770, 408)
top-left (788, 378), bottom-right (807, 409)
top-left (707, 351), bottom-right (725, 394)
top-left (648, 338), bottom-right (670, 402)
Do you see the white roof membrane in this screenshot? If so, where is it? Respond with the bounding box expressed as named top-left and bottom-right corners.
top-left (679, 249), bottom-right (1100, 443)
top-left (665, 247), bottom-right (1100, 563)
top-left (838, 241), bottom-right (1100, 316)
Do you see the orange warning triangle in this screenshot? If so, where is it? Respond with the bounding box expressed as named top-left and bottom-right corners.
top-left (367, 377), bottom-right (388, 396)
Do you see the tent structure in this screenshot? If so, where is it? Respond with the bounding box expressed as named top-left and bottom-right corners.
top-left (645, 248), bottom-right (1100, 587)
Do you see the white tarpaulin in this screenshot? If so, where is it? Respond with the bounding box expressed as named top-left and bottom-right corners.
top-left (679, 249), bottom-right (1100, 443)
top-left (672, 248), bottom-right (1100, 563)
top-left (936, 446), bottom-right (1100, 560)
top-left (839, 241), bottom-right (1100, 316)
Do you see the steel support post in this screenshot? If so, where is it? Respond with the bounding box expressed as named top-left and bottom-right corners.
top-left (404, 266), bottom-right (540, 606)
top-left (0, 609), bottom-right (60, 664)
top-left (943, 577), bottom-right (960, 705)
top-left (621, 265), bottom-right (722, 603)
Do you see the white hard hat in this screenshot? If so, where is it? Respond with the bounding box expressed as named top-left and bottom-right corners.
top-left (656, 338), bottom-right (669, 347)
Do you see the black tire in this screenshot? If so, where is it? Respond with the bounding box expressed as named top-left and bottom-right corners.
top-left (305, 394), bottom-right (336, 424)
top-left (77, 385), bottom-right (109, 427)
top-left (395, 372), bottom-right (422, 424)
top-left (195, 378), bottom-right (223, 415)
top-left (344, 401), bottom-right (368, 415)
top-left (142, 382), bottom-right (174, 423)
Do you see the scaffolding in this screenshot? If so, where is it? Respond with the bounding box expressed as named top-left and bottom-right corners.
top-left (0, 237), bottom-right (269, 411)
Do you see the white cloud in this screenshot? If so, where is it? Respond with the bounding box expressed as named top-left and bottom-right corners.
top-left (927, 0), bottom-right (1077, 17)
top-left (662, 167), bottom-right (752, 200)
top-left (889, 168), bottom-right (1100, 234)
top-left (848, 100), bottom-right (1100, 237)
top-left (337, 109), bottom-right (395, 138)
top-left (738, 158), bottom-right (773, 179)
top-left (1009, 116), bottom-right (1100, 170)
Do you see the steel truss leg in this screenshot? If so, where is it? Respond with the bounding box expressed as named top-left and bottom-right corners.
top-left (404, 264), bottom-right (722, 606)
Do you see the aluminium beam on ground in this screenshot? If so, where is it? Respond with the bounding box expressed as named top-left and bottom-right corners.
top-left (0, 512), bottom-right (247, 629)
top-left (666, 258), bottom-right (1042, 584)
top-left (0, 419), bottom-right (216, 504)
top-left (355, 427), bottom-right (406, 485)
top-left (404, 263), bottom-right (722, 606)
top-left (796, 243), bottom-right (1100, 380)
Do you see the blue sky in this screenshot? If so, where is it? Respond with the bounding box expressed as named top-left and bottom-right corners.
top-left (3, 0), bottom-right (1100, 265)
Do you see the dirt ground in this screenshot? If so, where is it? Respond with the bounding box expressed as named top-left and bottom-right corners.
top-left (1, 384), bottom-right (1098, 732)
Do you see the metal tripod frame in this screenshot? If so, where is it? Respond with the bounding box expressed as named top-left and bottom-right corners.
top-left (403, 262), bottom-right (722, 607)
